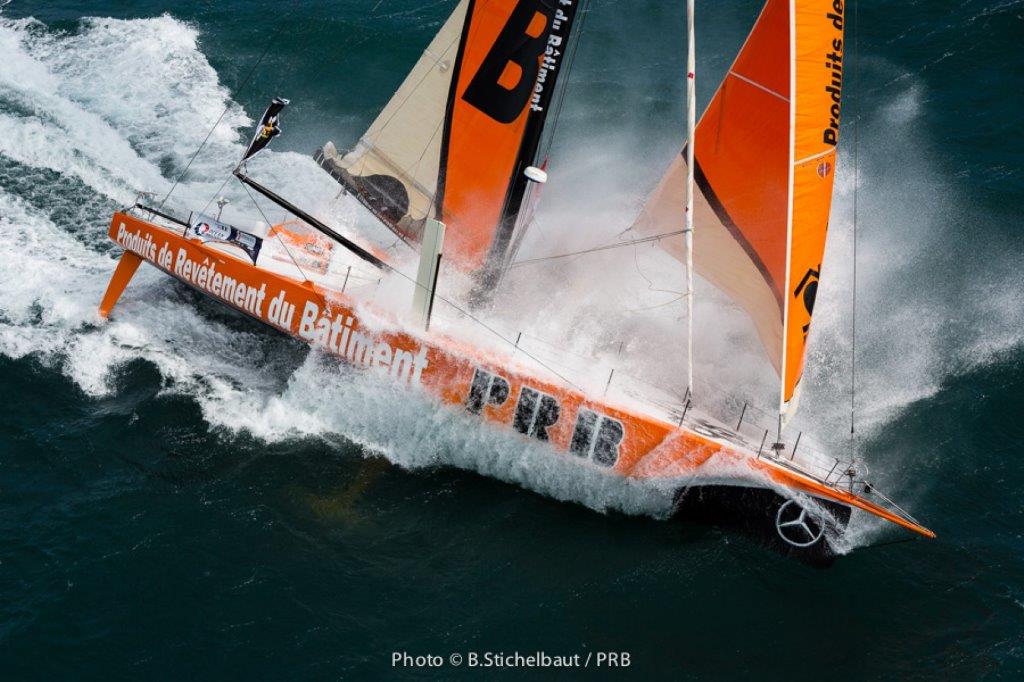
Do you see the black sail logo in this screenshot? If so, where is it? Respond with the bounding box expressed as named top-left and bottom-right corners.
top-left (793, 266), bottom-right (820, 335)
top-left (462, 0), bottom-right (553, 123)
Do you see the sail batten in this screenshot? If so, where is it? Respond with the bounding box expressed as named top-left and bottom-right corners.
top-left (727, 71), bottom-right (789, 102)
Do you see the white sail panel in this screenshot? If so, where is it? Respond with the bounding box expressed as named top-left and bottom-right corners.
top-left (631, 0), bottom-right (790, 374)
top-left (632, 154), bottom-right (786, 369)
top-left (317, 0), bottom-right (469, 242)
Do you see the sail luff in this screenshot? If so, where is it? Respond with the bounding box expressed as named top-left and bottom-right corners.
top-left (684, 0), bottom-right (696, 400)
top-left (781, 0), bottom-right (846, 418)
top-left (434, 0), bottom-right (477, 218)
top-left (780, 0), bottom-right (797, 417)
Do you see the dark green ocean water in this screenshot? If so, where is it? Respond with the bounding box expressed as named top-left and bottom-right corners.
top-left (1, 0), bottom-right (1023, 678)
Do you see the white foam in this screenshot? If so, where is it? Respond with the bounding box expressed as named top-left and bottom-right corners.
top-left (474, 65), bottom-right (1024, 543)
top-left (29, 15), bottom-right (249, 182)
top-left (0, 14), bottom-right (345, 214)
top-left (210, 353), bottom-right (678, 516)
top-left (798, 79), bottom-right (1024, 444)
top-left (0, 18), bottom-right (167, 201)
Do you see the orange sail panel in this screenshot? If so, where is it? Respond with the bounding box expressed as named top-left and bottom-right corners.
top-left (440, 0), bottom-right (581, 271)
top-left (629, 0), bottom-right (844, 418)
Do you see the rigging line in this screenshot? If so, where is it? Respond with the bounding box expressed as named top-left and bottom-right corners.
top-left (301, 21), bottom-right (599, 396)
top-left (625, 293), bottom-right (686, 313)
top-left (860, 537), bottom-right (917, 552)
top-left (239, 181), bottom-right (311, 284)
top-left (630, 243), bottom-right (683, 298)
top-left (358, 0), bottom-right (504, 155)
top-left (510, 229), bottom-right (686, 268)
top-left (396, 280), bottom-right (588, 391)
top-left (423, 289), bottom-right (584, 392)
top-left (367, 0), bottom-right (452, 21)
top-left (157, 5), bottom-right (294, 212)
top-left (863, 483), bottom-right (924, 527)
top-left (378, 264), bottom-right (587, 391)
top-left (630, 240), bottom-right (662, 294)
top-left (355, 78), bottom-right (442, 181)
top-left (144, 7), bottom-right (578, 391)
top-left (501, 0), bottom-right (591, 259)
top-left (540, 0), bottom-right (593, 155)
top-left (850, 0), bottom-right (861, 461)
top-left (198, 175), bottom-right (235, 222)
top-left (480, 0), bottom-right (594, 269)
top-left (627, 241), bottom-right (686, 311)
top-left (178, 0), bottom-right (387, 214)
top-left (518, 213), bottom-right (553, 249)
top-left (355, 0), bottom-right (578, 246)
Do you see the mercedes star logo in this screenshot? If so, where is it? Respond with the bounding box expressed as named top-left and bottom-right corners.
top-left (775, 499), bottom-right (826, 548)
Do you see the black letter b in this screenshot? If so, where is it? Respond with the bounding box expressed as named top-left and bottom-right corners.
top-left (462, 1), bottom-right (550, 124)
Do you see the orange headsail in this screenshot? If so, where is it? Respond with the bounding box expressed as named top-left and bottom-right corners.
top-left (785, 0), bottom-right (845, 415)
top-left (630, 0), bottom-right (844, 418)
top-left (318, 0), bottom-right (583, 278)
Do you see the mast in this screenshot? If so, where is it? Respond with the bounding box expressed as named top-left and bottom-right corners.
top-left (629, 0), bottom-right (844, 425)
top-left (684, 0), bottom-right (696, 401)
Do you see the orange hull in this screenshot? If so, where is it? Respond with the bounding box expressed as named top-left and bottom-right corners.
top-left (100, 212), bottom-right (934, 540)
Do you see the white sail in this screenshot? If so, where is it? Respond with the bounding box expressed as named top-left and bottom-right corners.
top-left (317, 0), bottom-right (469, 242)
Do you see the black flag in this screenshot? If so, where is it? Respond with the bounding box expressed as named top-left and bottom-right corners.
top-left (242, 97), bottom-right (289, 162)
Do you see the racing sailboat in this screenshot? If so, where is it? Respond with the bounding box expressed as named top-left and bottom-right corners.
top-left (97, 0), bottom-right (934, 559)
